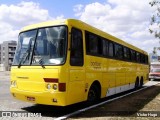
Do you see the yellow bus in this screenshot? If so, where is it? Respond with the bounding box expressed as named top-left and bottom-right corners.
top-left (10, 19), bottom-right (149, 106)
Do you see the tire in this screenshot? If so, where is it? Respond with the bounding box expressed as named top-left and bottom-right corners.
top-left (139, 78), bottom-right (143, 88)
top-left (149, 79), bottom-right (154, 81)
top-left (87, 84), bottom-right (100, 104)
top-left (134, 79), bottom-right (139, 90)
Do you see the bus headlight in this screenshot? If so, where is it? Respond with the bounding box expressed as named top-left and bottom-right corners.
top-left (13, 81), bottom-right (16, 86)
top-left (11, 81), bottom-right (17, 87)
top-left (53, 84), bottom-right (58, 90)
top-left (46, 84), bottom-right (51, 89)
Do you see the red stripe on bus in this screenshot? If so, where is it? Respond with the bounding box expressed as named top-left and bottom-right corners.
top-left (44, 78), bottom-right (58, 83)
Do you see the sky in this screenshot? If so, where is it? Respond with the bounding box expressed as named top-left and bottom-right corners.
top-left (0, 0), bottom-right (159, 54)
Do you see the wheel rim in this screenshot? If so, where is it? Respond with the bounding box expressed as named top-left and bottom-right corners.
top-left (88, 89), bottom-right (97, 102)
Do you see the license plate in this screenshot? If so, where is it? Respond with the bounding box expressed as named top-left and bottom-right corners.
top-left (26, 96), bottom-right (35, 101)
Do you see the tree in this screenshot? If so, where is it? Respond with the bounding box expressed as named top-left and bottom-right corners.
top-left (149, 0), bottom-right (160, 39)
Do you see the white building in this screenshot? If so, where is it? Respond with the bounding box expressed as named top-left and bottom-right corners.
top-left (0, 41), bottom-right (17, 71)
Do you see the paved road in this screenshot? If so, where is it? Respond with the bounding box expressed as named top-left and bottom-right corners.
top-left (0, 71), bottom-right (160, 120)
top-left (0, 72), bottom-right (33, 111)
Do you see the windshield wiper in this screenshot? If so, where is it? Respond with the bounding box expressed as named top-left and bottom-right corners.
top-left (18, 39), bottom-right (33, 68)
top-left (32, 48), bottom-right (45, 69)
top-left (38, 58), bottom-right (45, 68)
top-left (18, 49), bottom-right (30, 68)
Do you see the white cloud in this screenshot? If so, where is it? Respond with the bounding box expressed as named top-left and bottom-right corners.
top-left (0, 2), bottom-right (50, 28)
top-left (73, 4), bottom-right (84, 12)
top-left (73, 4), bottom-right (84, 17)
top-left (0, 22), bottom-right (19, 41)
top-left (0, 1), bottom-right (64, 43)
top-left (74, 0), bottom-right (158, 54)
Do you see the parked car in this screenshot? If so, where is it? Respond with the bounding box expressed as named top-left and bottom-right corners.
top-left (149, 67), bottom-right (160, 81)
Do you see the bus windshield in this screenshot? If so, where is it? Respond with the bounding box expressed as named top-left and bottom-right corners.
top-left (13, 26), bottom-right (67, 66)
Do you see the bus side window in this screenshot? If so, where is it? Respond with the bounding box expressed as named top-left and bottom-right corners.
top-left (102, 39), bottom-right (108, 56)
top-left (124, 47), bottom-right (131, 61)
top-left (131, 50), bottom-right (136, 62)
top-left (114, 44), bottom-right (123, 59)
top-left (145, 55), bottom-right (149, 64)
top-left (136, 52), bottom-right (140, 63)
top-left (108, 42), bottom-right (114, 57)
top-left (70, 28), bottom-right (83, 66)
top-left (140, 54), bottom-right (145, 64)
top-left (85, 32), bottom-right (99, 55)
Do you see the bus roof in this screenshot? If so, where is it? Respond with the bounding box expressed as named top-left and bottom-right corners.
top-left (21, 19), bottom-right (148, 55)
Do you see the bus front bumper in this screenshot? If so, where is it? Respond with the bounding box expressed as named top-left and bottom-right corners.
top-left (10, 87), bottom-right (67, 106)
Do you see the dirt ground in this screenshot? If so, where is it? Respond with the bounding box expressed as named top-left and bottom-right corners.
top-left (70, 83), bottom-right (160, 120)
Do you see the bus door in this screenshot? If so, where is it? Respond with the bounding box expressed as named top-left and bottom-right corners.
top-left (68, 27), bottom-right (85, 104)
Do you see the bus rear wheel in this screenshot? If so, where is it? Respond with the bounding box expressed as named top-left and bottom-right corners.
top-left (134, 79), bottom-right (139, 90)
top-left (139, 77), bottom-right (143, 88)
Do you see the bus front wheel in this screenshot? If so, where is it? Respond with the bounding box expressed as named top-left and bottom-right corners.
top-left (87, 84), bottom-right (100, 104)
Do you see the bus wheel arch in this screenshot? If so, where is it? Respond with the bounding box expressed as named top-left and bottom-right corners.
top-left (87, 80), bottom-right (101, 103)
